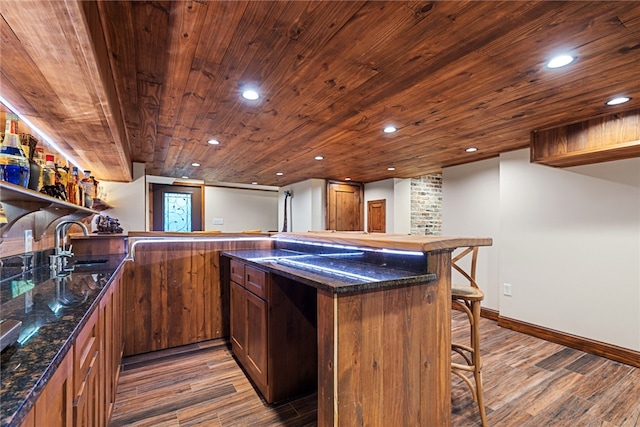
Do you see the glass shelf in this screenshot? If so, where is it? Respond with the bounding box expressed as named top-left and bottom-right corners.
top-left (0, 181), bottom-right (99, 240)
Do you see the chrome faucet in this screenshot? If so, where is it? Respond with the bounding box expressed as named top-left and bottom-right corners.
top-left (50, 220), bottom-right (89, 273)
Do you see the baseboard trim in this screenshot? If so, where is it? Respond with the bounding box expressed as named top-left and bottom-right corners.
top-left (496, 315), bottom-right (640, 369)
top-left (480, 307), bottom-right (499, 321)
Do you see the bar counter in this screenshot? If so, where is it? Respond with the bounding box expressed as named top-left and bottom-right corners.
top-left (228, 231), bottom-right (493, 426)
top-left (0, 253), bottom-right (126, 427)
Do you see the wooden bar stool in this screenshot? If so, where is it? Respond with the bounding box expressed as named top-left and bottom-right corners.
top-left (451, 246), bottom-right (488, 427)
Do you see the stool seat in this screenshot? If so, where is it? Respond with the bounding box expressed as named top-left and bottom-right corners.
top-left (452, 284), bottom-right (484, 300)
top-left (451, 246), bottom-right (488, 427)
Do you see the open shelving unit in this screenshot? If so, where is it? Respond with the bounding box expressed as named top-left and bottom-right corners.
top-left (0, 181), bottom-right (108, 240)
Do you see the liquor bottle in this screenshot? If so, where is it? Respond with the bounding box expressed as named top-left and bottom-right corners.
top-left (81, 170), bottom-right (94, 208)
top-left (0, 113), bottom-right (30, 187)
top-left (66, 166), bottom-right (79, 205)
top-left (41, 154), bottom-right (56, 187)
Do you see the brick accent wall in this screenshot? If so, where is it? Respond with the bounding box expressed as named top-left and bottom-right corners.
top-left (410, 173), bottom-right (442, 235)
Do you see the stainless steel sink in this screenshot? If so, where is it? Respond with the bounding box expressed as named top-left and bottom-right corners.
top-left (72, 259), bottom-right (108, 267)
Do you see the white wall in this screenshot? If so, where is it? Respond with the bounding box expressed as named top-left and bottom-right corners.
top-left (98, 163), bottom-right (146, 232)
top-left (279, 179), bottom-right (326, 232)
top-left (204, 186), bottom-right (278, 232)
top-left (442, 149), bottom-right (640, 351)
top-left (394, 179), bottom-right (412, 234)
top-left (100, 163), bottom-right (278, 233)
top-left (442, 157), bottom-right (500, 310)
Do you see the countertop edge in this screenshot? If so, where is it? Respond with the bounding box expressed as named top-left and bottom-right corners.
top-left (3, 256), bottom-right (127, 427)
top-left (222, 251), bottom-right (437, 294)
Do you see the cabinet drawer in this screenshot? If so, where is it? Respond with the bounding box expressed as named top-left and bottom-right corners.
top-left (245, 266), bottom-right (267, 299)
top-left (74, 309), bottom-right (99, 395)
top-left (230, 260), bottom-right (245, 285)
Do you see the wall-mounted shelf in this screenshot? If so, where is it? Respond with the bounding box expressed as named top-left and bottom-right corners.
top-left (0, 181), bottom-right (98, 240)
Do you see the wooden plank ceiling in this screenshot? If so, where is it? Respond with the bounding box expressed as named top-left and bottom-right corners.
top-left (1, 1), bottom-right (639, 186)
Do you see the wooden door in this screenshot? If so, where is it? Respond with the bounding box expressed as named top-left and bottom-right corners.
top-left (367, 199), bottom-right (386, 233)
top-left (326, 181), bottom-right (363, 231)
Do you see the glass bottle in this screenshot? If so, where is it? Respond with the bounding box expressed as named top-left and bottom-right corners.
top-left (0, 113), bottom-right (30, 187)
top-left (66, 166), bottom-right (79, 205)
top-left (81, 170), bottom-right (94, 208)
top-left (41, 154), bottom-right (56, 187)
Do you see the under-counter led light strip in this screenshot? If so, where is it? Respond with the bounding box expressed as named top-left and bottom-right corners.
top-left (0, 95), bottom-right (84, 170)
top-left (273, 238), bottom-right (424, 257)
top-left (276, 257), bottom-right (378, 282)
top-left (127, 236), bottom-right (272, 261)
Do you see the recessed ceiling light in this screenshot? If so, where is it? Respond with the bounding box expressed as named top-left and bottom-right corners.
top-left (276, 172), bottom-right (284, 176)
top-left (207, 139), bottom-right (220, 145)
top-left (547, 54), bottom-right (575, 69)
top-left (314, 156), bottom-right (324, 160)
top-left (252, 182), bottom-right (258, 185)
top-left (466, 147), bottom-right (478, 153)
top-left (383, 126), bottom-right (397, 134)
top-left (242, 89), bottom-right (259, 100)
top-left (606, 96), bottom-right (631, 106)
top-left (345, 177), bottom-right (352, 181)
top-left (191, 162), bottom-right (200, 167)
top-left (388, 167), bottom-right (395, 171)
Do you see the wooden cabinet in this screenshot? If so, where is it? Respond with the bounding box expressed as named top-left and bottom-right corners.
top-left (229, 260), bottom-right (269, 394)
top-left (226, 257), bottom-right (317, 404)
top-left (16, 268), bottom-right (124, 427)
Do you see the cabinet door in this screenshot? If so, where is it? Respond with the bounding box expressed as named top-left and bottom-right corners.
top-left (230, 281), bottom-right (247, 362)
top-left (245, 291), bottom-right (268, 389)
top-left (35, 350), bottom-right (73, 426)
top-left (74, 350), bottom-right (99, 427)
top-left (100, 283), bottom-right (114, 422)
top-left (111, 271), bottom-right (123, 404)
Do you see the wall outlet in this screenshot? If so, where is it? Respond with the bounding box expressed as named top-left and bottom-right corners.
top-left (212, 217), bottom-right (224, 225)
top-left (24, 230), bottom-right (33, 253)
top-left (503, 283), bottom-right (513, 297)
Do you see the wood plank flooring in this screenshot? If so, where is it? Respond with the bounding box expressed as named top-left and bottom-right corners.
top-left (110, 312), bottom-right (640, 426)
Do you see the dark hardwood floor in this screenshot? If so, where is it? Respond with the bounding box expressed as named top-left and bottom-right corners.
top-left (110, 312), bottom-right (640, 426)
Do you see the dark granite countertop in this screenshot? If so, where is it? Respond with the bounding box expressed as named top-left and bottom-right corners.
top-left (0, 253), bottom-right (126, 427)
top-left (223, 249), bottom-right (436, 293)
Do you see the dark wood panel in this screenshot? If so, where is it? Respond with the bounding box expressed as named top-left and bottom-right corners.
top-left (3, 2), bottom-right (640, 185)
top-left (122, 238), bottom-right (271, 356)
top-left (531, 109), bottom-right (640, 167)
top-left (329, 252), bottom-right (450, 425)
top-left (69, 235), bottom-right (127, 256)
top-left (268, 274), bottom-right (317, 403)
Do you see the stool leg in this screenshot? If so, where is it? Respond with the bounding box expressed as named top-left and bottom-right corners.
top-left (471, 300), bottom-right (488, 427)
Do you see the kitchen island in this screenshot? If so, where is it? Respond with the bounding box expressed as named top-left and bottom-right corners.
top-left (225, 231), bottom-right (492, 427)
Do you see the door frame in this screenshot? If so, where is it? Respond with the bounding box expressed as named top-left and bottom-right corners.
top-left (150, 183), bottom-right (204, 231)
top-left (326, 180), bottom-right (364, 231)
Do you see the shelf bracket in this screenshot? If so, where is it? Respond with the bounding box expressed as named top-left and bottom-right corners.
top-left (1, 200), bottom-right (51, 239)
